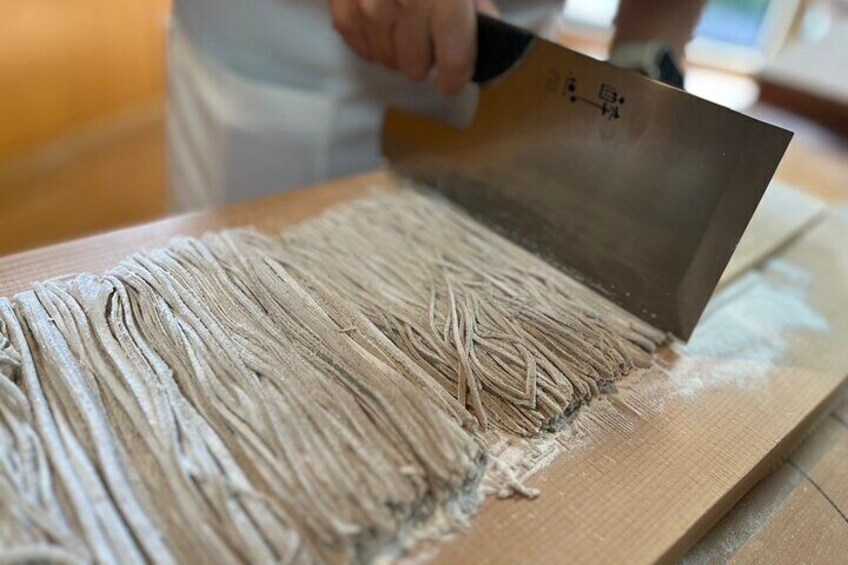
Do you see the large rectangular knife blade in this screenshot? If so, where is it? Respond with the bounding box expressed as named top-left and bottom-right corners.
top-left (381, 15), bottom-right (792, 340)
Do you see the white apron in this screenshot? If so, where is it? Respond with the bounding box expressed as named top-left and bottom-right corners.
top-left (168, 0), bottom-right (561, 211)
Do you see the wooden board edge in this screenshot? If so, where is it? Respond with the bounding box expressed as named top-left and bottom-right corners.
top-left (719, 181), bottom-right (828, 289)
top-left (0, 169), bottom-right (396, 297)
top-left (665, 378), bottom-right (848, 563)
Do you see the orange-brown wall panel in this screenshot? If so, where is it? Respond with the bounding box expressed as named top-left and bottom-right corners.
top-left (0, 0), bottom-right (171, 163)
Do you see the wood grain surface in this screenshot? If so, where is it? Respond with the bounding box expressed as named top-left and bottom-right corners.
top-left (1, 169), bottom-right (846, 563)
top-left (688, 396), bottom-right (848, 564)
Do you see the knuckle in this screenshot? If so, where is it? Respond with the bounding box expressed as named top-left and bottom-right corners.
top-left (360, 5), bottom-right (383, 25)
top-left (396, 0), bottom-right (425, 16)
top-left (361, 0), bottom-right (395, 26)
top-left (402, 62), bottom-right (428, 81)
top-left (332, 14), bottom-right (353, 33)
top-left (442, 54), bottom-right (472, 77)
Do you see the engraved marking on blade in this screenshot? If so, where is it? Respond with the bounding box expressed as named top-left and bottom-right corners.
top-left (545, 69), bottom-right (626, 120)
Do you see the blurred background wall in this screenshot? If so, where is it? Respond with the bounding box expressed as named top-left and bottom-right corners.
top-left (0, 0), bottom-right (170, 255)
top-left (0, 0), bottom-right (846, 257)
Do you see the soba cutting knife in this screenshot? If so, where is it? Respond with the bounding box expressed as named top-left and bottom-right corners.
top-left (381, 14), bottom-right (792, 341)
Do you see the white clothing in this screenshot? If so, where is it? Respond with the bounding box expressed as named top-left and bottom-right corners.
top-left (168, 1), bottom-right (561, 211)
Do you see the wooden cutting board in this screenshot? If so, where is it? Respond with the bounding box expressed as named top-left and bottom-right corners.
top-left (1, 170), bottom-right (846, 562)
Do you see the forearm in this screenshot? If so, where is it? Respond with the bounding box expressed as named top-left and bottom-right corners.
top-left (611, 0), bottom-right (708, 61)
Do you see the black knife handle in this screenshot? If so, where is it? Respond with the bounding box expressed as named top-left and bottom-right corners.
top-left (473, 13), bottom-right (534, 84)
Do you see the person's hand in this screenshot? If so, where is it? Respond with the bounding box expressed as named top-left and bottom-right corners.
top-left (330, 0), bottom-right (498, 95)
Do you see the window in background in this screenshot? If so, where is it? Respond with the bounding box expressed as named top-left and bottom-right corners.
top-left (562, 0), bottom-right (801, 72)
top-left (697, 0), bottom-right (773, 46)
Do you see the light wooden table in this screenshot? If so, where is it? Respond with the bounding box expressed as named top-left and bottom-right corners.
top-left (679, 107), bottom-right (848, 564)
top-left (1, 163), bottom-right (846, 562)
